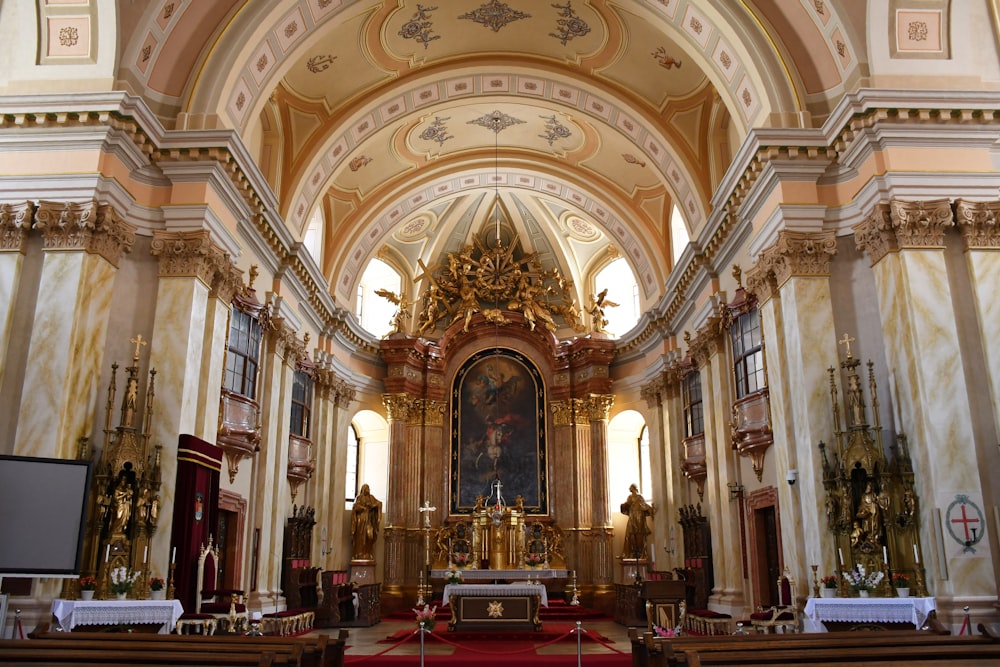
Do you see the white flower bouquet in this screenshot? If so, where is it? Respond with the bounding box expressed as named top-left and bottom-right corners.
top-left (841, 564), bottom-right (883, 592)
top-left (109, 566), bottom-right (140, 595)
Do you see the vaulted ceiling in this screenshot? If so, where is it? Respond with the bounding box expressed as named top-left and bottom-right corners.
top-left (117, 0), bottom-right (865, 317)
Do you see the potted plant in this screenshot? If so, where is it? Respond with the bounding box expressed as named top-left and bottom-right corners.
top-left (78, 576), bottom-right (97, 600)
top-left (820, 575), bottom-right (838, 597)
top-left (109, 566), bottom-right (139, 600)
top-left (413, 604), bottom-right (437, 633)
top-left (891, 572), bottom-right (911, 598)
top-left (842, 564), bottom-right (883, 597)
top-left (149, 576), bottom-right (166, 600)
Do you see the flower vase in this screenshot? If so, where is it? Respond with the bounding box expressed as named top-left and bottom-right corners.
top-left (896, 587), bottom-right (910, 598)
top-left (150, 590), bottom-right (165, 600)
top-left (80, 590), bottom-right (95, 601)
top-left (820, 588), bottom-right (836, 598)
top-left (858, 590), bottom-right (870, 598)
top-left (115, 592), bottom-right (127, 601)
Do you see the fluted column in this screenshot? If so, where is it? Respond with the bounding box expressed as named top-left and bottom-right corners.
top-left (15, 201), bottom-right (135, 459)
top-left (745, 229), bottom-right (839, 591)
top-left (550, 398), bottom-right (588, 576)
top-left (853, 199), bottom-right (993, 605)
top-left (311, 362), bottom-right (355, 569)
top-left (0, 202), bottom-right (33, 394)
top-left (640, 374), bottom-right (674, 568)
top-left (587, 394), bottom-right (615, 592)
top-left (382, 393), bottom-right (419, 593)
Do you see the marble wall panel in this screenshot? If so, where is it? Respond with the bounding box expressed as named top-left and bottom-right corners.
top-left (966, 252), bottom-right (1000, 439)
top-left (0, 253), bottom-right (24, 392)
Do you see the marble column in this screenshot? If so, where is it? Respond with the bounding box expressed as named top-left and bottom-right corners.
top-left (0, 202), bottom-right (33, 397)
top-left (854, 199), bottom-right (993, 603)
top-left (640, 374), bottom-right (675, 569)
top-left (381, 393), bottom-right (419, 595)
top-left (745, 230), bottom-right (839, 589)
top-left (311, 361), bottom-right (355, 569)
top-left (587, 394), bottom-right (615, 595)
top-left (15, 201), bottom-right (135, 459)
top-left (147, 229), bottom-right (241, 586)
top-left (550, 398), bottom-right (589, 577)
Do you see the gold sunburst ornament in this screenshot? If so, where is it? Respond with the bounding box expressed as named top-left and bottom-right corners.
top-left (487, 600), bottom-right (504, 618)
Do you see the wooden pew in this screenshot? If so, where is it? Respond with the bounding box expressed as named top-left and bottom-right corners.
top-left (630, 627), bottom-right (1000, 667)
top-left (680, 642), bottom-right (1000, 666)
top-left (26, 627), bottom-right (347, 667)
top-left (0, 640), bottom-right (299, 666)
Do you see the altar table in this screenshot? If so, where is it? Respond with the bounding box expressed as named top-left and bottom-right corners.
top-left (52, 599), bottom-right (185, 634)
top-left (432, 568), bottom-right (567, 581)
top-left (802, 596), bottom-right (936, 632)
top-left (442, 583), bottom-right (545, 631)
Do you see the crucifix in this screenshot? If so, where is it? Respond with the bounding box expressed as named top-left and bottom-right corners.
top-left (417, 500), bottom-right (436, 605)
top-left (130, 333), bottom-right (147, 361)
top-left (838, 332), bottom-right (855, 359)
top-left (419, 500), bottom-right (436, 529)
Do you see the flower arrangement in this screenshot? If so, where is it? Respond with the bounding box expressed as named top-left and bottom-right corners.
top-left (653, 624), bottom-right (681, 637)
top-left (149, 577), bottom-right (165, 591)
top-left (891, 573), bottom-right (910, 588)
top-left (414, 604), bottom-right (437, 632)
top-left (452, 552), bottom-right (469, 567)
top-left (79, 576), bottom-right (97, 591)
top-left (526, 552), bottom-right (543, 566)
top-left (821, 575), bottom-right (838, 589)
top-left (109, 567), bottom-right (140, 596)
top-left (445, 566), bottom-right (463, 585)
top-left (841, 564), bottom-right (883, 592)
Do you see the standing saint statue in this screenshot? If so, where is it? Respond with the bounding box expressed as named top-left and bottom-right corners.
top-left (620, 484), bottom-right (655, 559)
top-left (351, 484), bottom-right (382, 561)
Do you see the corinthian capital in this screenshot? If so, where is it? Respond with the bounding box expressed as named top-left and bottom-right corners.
top-left (586, 394), bottom-right (615, 422)
top-left (0, 201), bottom-right (34, 252)
top-left (382, 393), bottom-right (415, 422)
top-left (35, 201), bottom-right (136, 266)
top-left (151, 229), bottom-right (237, 294)
top-left (890, 198), bottom-right (952, 248)
top-left (954, 199), bottom-right (1000, 250)
top-left (852, 202), bottom-right (896, 265)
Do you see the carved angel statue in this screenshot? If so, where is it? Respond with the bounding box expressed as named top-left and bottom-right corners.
top-left (588, 288), bottom-right (618, 334)
top-left (374, 288), bottom-right (413, 336)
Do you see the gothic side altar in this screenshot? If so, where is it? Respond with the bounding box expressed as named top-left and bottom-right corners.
top-left (802, 596), bottom-right (936, 632)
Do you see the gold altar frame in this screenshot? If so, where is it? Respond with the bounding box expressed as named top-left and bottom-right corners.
top-left (451, 348), bottom-right (547, 515)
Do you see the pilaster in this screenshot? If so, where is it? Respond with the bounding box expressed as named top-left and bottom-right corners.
top-left (0, 202), bottom-right (33, 392)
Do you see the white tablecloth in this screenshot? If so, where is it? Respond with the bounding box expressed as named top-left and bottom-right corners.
top-left (52, 599), bottom-right (185, 634)
top-left (442, 583), bottom-right (548, 606)
top-left (802, 596), bottom-right (935, 632)
top-left (432, 568), bottom-right (567, 581)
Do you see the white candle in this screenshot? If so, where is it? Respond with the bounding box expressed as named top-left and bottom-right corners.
top-left (171, 547), bottom-right (176, 564)
top-left (838, 548), bottom-right (844, 565)
top-left (143, 546), bottom-right (148, 564)
top-left (105, 544), bottom-right (110, 562)
top-left (913, 544), bottom-right (919, 563)
top-left (650, 543), bottom-right (655, 563)
top-left (882, 545), bottom-right (888, 563)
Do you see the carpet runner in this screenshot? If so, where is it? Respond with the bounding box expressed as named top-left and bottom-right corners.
top-left (378, 623), bottom-right (612, 644)
top-left (383, 600), bottom-right (610, 623)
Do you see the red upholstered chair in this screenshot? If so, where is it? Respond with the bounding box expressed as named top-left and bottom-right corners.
top-left (749, 567), bottom-right (797, 633)
top-left (195, 537), bottom-right (247, 631)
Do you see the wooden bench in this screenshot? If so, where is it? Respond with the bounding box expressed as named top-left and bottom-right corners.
top-left (0, 641), bottom-right (299, 666)
top-left (630, 626), bottom-right (1000, 667)
top-left (20, 627), bottom-right (347, 667)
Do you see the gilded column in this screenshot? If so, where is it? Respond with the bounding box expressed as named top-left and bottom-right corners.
top-left (15, 201), bottom-right (135, 459)
top-left (854, 199), bottom-right (993, 606)
top-left (0, 202), bottom-right (33, 394)
top-left (550, 398), bottom-right (588, 576)
top-left (745, 230), bottom-right (839, 587)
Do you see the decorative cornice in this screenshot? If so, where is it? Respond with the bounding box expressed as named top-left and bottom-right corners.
top-left (891, 198), bottom-right (952, 248)
top-left (0, 201), bottom-right (34, 252)
top-left (852, 202), bottom-right (895, 266)
top-left (953, 199), bottom-right (1000, 250)
top-left (34, 200), bottom-right (136, 266)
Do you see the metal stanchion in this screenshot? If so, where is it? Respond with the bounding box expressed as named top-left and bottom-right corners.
top-left (576, 620), bottom-right (583, 667)
top-left (420, 623), bottom-right (426, 667)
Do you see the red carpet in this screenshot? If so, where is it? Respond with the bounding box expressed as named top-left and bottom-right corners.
top-left (382, 600), bottom-right (610, 622)
top-left (378, 623), bottom-right (612, 644)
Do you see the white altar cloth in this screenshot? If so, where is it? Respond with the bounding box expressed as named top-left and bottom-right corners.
top-left (802, 596), bottom-right (935, 632)
top-left (432, 568), bottom-right (567, 581)
top-left (52, 598), bottom-right (185, 634)
top-left (442, 583), bottom-right (548, 607)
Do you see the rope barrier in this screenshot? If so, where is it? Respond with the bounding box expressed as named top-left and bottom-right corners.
top-left (343, 628), bottom-right (418, 663)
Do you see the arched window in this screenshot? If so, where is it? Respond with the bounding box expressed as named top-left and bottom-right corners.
top-left (594, 257), bottom-right (640, 338)
top-left (670, 203), bottom-right (690, 265)
top-left (345, 424), bottom-right (359, 503)
top-left (357, 258), bottom-right (402, 338)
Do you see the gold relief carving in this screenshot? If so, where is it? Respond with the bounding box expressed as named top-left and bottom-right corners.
top-left (586, 394), bottom-right (615, 421)
top-left (0, 201), bottom-right (34, 252)
top-left (34, 201), bottom-right (136, 266)
top-left (420, 399), bottom-right (446, 426)
top-left (382, 393), bottom-right (415, 422)
top-left (954, 199), bottom-right (1000, 249)
top-left (891, 198), bottom-right (952, 248)
top-left (852, 202), bottom-right (896, 265)
top-left (550, 399), bottom-right (574, 426)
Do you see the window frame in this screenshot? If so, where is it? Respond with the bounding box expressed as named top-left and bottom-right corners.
top-left (682, 370), bottom-right (704, 438)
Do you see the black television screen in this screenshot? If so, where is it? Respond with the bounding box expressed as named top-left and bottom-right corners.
top-left (0, 455), bottom-right (91, 575)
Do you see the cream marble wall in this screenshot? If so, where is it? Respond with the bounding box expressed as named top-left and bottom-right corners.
top-left (872, 249), bottom-right (994, 601)
top-left (965, 251), bottom-right (1000, 446)
top-left (0, 252), bottom-right (23, 395)
top-left (193, 297), bottom-right (230, 442)
top-left (15, 251), bottom-right (115, 459)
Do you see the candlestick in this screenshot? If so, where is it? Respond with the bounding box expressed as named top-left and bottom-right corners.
top-left (143, 546), bottom-right (148, 564)
top-left (882, 545), bottom-right (888, 563)
top-left (105, 544), bottom-right (110, 563)
top-left (913, 543), bottom-right (919, 563)
top-left (171, 546), bottom-right (176, 564)
top-left (838, 548), bottom-right (844, 566)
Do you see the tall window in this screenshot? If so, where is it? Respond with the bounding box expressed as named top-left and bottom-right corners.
top-left (224, 309), bottom-right (263, 398)
top-left (731, 308), bottom-right (764, 398)
top-left (682, 371), bottom-right (704, 438)
top-left (594, 257), bottom-right (640, 338)
top-left (345, 425), bottom-right (359, 502)
top-left (290, 369), bottom-right (313, 438)
top-left (638, 426), bottom-right (651, 495)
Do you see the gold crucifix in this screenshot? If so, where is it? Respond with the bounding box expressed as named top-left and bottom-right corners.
top-left (419, 500), bottom-right (436, 529)
top-left (130, 334), bottom-right (147, 361)
top-left (838, 332), bottom-right (855, 359)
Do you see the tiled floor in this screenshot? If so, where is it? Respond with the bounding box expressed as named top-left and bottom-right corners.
top-left (310, 619), bottom-right (635, 657)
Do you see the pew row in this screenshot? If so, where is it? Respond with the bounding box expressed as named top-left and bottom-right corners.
top-left (629, 627), bottom-right (1000, 667)
top-left (4, 628), bottom-right (347, 667)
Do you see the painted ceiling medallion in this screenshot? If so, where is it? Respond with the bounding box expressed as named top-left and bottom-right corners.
top-left (550, 1), bottom-right (590, 46)
top-left (459, 0), bottom-right (531, 33)
top-left (539, 114), bottom-right (571, 146)
top-left (399, 4), bottom-right (440, 49)
top-left (565, 215), bottom-right (598, 241)
top-left (651, 46), bottom-right (682, 69)
top-left (420, 116), bottom-right (453, 146)
top-left (468, 110), bottom-right (525, 134)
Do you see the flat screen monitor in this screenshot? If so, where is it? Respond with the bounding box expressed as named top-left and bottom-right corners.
top-left (0, 455), bottom-right (91, 575)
